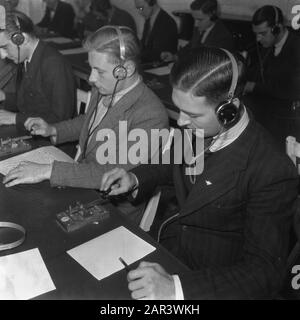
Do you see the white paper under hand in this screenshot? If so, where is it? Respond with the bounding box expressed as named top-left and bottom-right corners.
top-left (67, 226), bottom-right (156, 280)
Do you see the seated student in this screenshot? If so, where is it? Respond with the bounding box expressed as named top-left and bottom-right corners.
top-left (243, 5), bottom-right (300, 149)
top-left (82, 0), bottom-right (136, 35)
top-left (100, 47), bottom-right (298, 299)
top-left (161, 0), bottom-right (235, 62)
top-left (135, 0), bottom-right (178, 64)
top-left (37, 0), bottom-right (75, 38)
top-left (0, 11), bottom-right (76, 130)
top-left (3, 26), bottom-right (169, 224)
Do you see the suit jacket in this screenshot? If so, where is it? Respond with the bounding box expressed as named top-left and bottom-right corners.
top-left (251, 32), bottom-right (300, 101)
top-left (83, 6), bottom-right (136, 33)
top-left (131, 117), bottom-right (299, 299)
top-left (141, 9), bottom-right (178, 63)
top-left (186, 19), bottom-right (235, 52)
top-left (3, 41), bottom-right (76, 130)
top-left (50, 81), bottom-right (169, 189)
top-left (38, 0), bottom-right (75, 38)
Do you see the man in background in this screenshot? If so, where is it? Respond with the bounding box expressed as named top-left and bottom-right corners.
top-left (0, 11), bottom-right (76, 130)
top-left (135, 0), bottom-right (178, 64)
top-left (37, 0), bottom-right (75, 38)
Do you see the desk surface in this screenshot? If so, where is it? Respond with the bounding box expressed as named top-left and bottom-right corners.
top-left (0, 126), bottom-right (188, 300)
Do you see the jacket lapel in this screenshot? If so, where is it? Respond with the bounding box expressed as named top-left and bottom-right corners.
top-left (83, 81), bottom-right (146, 157)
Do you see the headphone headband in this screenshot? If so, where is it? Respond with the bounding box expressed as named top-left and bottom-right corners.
top-left (273, 6), bottom-right (278, 26)
top-left (221, 49), bottom-right (238, 100)
top-left (110, 25), bottom-right (125, 61)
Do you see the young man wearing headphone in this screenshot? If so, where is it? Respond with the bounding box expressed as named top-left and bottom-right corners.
top-left (0, 9), bottom-right (75, 130)
top-left (3, 26), bottom-right (169, 224)
top-left (244, 5), bottom-right (300, 148)
top-left (100, 47), bottom-right (298, 299)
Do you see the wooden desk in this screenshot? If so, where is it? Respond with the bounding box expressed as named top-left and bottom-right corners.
top-left (0, 126), bottom-right (188, 299)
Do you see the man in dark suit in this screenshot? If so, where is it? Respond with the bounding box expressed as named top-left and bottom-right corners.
top-left (37, 0), bottom-right (75, 38)
top-left (244, 5), bottom-right (300, 149)
top-left (161, 0), bottom-right (235, 62)
top-left (135, 0), bottom-right (178, 63)
top-left (0, 11), bottom-right (76, 130)
top-left (82, 0), bottom-right (136, 34)
top-left (100, 47), bottom-right (298, 299)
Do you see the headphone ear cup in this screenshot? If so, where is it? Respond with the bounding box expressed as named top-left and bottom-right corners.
top-left (113, 65), bottom-right (127, 80)
top-left (11, 32), bottom-right (25, 46)
top-left (215, 101), bottom-right (240, 129)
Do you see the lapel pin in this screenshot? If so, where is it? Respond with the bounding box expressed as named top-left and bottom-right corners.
top-left (205, 180), bottom-right (212, 186)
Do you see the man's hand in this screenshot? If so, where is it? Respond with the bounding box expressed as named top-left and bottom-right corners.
top-left (24, 118), bottom-right (56, 137)
top-left (100, 168), bottom-right (137, 196)
top-left (160, 51), bottom-right (175, 62)
top-left (3, 161), bottom-right (52, 187)
top-left (0, 110), bottom-right (16, 125)
top-left (127, 261), bottom-right (176, 300)
top-left (0, 90), bottom-right (6, 102)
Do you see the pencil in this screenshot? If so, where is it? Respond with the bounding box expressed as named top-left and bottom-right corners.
top-left (119, 257), bottom-right (130, 273)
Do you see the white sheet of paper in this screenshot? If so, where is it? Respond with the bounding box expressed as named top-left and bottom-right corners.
top-left (145, 63), bottom-right (174, 76)
top-left (0, 248), bottom-right (55, 300)
top-left (67, 226), bottom-right (156, 280)
top-left (43, 37), bottom-right (73, 44)
top-left (0, 146), bottom-right (74, 176)
top-left (60, 47), bottom-right (86, 55)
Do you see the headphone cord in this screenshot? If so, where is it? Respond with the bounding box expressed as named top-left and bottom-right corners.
top-left (81, 79), bottom-right (120, 159)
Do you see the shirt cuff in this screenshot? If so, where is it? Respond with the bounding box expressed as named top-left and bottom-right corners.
top-left (172, 275), bottom-right (184, 300)
top-left (131, 173), bottom-right (139, 198)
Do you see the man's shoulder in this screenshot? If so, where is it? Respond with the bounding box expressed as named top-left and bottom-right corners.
top-left (242, 120), bottom-right (297, 179)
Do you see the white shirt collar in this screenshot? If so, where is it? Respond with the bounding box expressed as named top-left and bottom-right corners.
top-left (26, 39), bottom-right (39, 64)
top-left (209, 106), bottom-right (249, 152)
top-left (274, 29), bottom-right (288, 56)
top-left (111, 76), bottom-right (141, 106)
top-left (201, 22), bottom-right (215, 43)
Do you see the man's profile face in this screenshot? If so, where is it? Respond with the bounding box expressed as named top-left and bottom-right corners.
top-left (192, 10), bottom-right (213, 33)
top-left (252, 21), bottom-right (276, 48)
top-left (172, 88), bottom-right (222, 138)
top-left (0, 32), bottom-right (25, 64)
top-left (135, 0), bottom-right (152, 19)
top-left (88, 50), bottom-right (122, 95)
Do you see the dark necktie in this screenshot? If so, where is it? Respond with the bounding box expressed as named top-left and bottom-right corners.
top-left (16, 62), bottom-right (25, 90)
top-left (142, 18), bottom-right (151, 47)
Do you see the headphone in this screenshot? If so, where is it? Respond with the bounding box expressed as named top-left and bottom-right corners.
top-left (110, 26), bottom-right (128, 81)
top-left (215, 49), bottom-right (241, 129)
top-left (271, 6), bottom-right (280, 35)
top-left (9, 13), bottom-right (25, 46)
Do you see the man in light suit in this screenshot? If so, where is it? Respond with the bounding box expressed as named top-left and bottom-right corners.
top-left (3, 26), bottom-right (169, 224)
top-left (100, 47), bottom-right (298, 299)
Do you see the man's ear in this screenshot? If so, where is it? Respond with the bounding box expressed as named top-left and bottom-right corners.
top-left (123, 60), bottom-right (136, 77)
